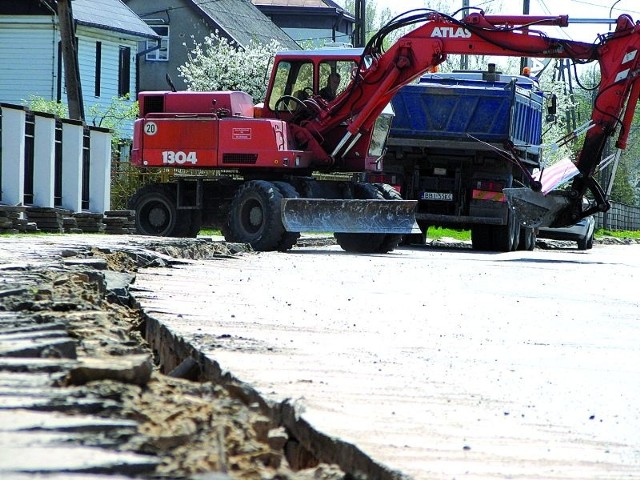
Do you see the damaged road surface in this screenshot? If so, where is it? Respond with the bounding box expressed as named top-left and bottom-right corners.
top-left (1, 234), bottom-right (639, 479)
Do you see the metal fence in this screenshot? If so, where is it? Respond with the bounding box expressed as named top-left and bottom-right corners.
top-left (595, 202), bottom-right (640, 231)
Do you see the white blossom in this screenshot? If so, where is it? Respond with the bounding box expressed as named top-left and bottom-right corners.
top-left (178, 32), bottom-right (282, 102)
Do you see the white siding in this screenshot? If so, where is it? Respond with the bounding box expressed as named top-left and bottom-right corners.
top-left (73, 28), bottom-right (139, 137)
top-left (0, 18), bottom-right (139, 138)
top-left (0, 20), bottom-right (58, 104)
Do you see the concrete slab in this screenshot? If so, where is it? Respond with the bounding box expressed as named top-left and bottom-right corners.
top-left (135, 244), bottom-right (640, 479)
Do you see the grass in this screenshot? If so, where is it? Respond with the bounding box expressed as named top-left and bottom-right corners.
top-left (427, 228), bottom-right (471, 241)
top-left (197, 227), bottom-right (640, 240)
top-left (596, 229), bottom-right (640, 239)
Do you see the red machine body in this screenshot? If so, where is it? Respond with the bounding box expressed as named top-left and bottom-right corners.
top-left (132, 91), bottom-right (314, 170)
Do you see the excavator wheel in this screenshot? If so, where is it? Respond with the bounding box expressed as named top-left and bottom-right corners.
top-left (129, 183), bottom-right (193, 237)
top-left (334, 183), bottom-right (386, 253)
top-left (272, 181), bottom-right (301, 251)
top-left (226, 180), bottom-right (286, 251)
top-left (372, 183), bottom-right (405, 253)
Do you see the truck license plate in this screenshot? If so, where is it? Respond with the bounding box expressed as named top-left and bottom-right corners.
top-left (420, 191), bottom-right (453, 201)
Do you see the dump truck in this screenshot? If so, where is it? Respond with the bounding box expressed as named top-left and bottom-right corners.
top-left (382, 67), bottom-right (544, 251)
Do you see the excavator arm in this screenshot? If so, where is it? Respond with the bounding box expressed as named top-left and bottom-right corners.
top-left (301, 9), bottom-right (640, 227)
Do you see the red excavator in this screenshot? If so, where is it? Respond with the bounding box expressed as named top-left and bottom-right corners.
top-left (129, 8), bottom-right (640, 251)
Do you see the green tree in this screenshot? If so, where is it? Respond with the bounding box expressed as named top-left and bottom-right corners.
top-left (24, 95), bottom-right (68, 117)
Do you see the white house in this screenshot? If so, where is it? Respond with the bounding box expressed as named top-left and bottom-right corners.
top-left (0, 0), bottom-right (157, 128)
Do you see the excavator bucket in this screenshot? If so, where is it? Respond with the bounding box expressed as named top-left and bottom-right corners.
top-left (503, 188), bottom-right (572, 228)
top-left (281, 198), bottom-right (420, 234)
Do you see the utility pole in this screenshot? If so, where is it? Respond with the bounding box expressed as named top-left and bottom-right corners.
top-left (58, 0), bottom-right (84, 121)
top-left (520, 0), bottom-right (531, 74)
top-left (354, 0), bottom-right (366, 48)
top-left (460, 0), bottom-right (469, 70)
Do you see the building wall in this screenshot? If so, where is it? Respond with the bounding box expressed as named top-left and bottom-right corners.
top-left (76, 27), bottom-right (137, 123)
top-left (0, 17), bottom-right (59, 103)
top-left (126, 0), bottom-right (218, 91)
top-left (0, 15), bottom-right (139, 138)
top-left (257, 7), bottom-right (353, 47)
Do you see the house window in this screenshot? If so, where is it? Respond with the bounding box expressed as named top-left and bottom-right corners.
top-left (95, 41), bottom-right (102, 97)
top-left (146, 25), bottom-right (169, 61)
top-left (118, 46), bottom-right (131, 97)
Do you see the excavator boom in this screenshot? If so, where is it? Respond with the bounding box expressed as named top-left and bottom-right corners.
top-left (298, 9), bottom-right (640, 227)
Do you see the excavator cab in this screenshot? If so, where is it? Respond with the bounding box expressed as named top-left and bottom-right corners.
top-left (264, 49), bottom-right (360, 116)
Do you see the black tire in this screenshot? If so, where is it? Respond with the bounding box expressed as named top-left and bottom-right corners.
top-left (334, 183), bottom-right (385, 253)
top-left (128, 183), bottom-right (192, 237)
top-left (518, 227), bottom-right (536, 251)
top-left (372, 183), bottom-right (405, 253)
top-left (272, 181), bottom-right (301, 251)
top-left (226, 180), bottom-right (285, 251)
top-left (492, 208), bottom-right (518, 252)
top-left (188, 210), bottom-right (203, 237)
top-left (578, 231), bottom-right (594, 250)
top-left (471, 225), bottom-right (493, 251)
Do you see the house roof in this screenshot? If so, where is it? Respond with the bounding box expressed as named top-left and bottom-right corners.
top-left (72, 0), bottom-right (158, 39)
top-left (188, 0), bottom-right (299, 50)
top-left (252, 0), bottom-right (343, 8)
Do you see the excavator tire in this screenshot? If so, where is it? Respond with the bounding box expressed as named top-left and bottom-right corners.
top-left (372, 183), bottom-right (405, 253)
top-left (334, 183), bottom-right (385, 253)
top-left (272, 181), bottom-right (301, 251)
top-left (129, 183), bottom-right (193, 237)
top-left (226, 180), bottom-right (286, 251)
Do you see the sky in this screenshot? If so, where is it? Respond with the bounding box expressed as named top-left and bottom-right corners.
top-left (358, 0), bottom-right (640, 43)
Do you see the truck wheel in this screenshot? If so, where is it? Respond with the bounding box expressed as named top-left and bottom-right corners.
top-left (373, 183), bottom-right (405, 253)
top-left (334, 184), bottom-right (385, 253)
top-left (226, 180), bottom-right (285, 251)
top-left (471, 225), bottom-right (493, 251)
top-left (273, 181), bottom-right (301, 251)
top-left (492, 209), bottom-right (518, 252)
top-left (518, 227), bottom-right (536, 251)
top-left (129, 184), bottom-right (191, 237)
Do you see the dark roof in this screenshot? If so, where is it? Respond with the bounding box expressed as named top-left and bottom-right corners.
top-left (252, 0), bottom-right (342, 8)
top-left (251, 0), bottom-right (354, 21)
top-left (72, 0), bottom-right (158, 39)
top-left (189, 0), bottom-right (299, 49)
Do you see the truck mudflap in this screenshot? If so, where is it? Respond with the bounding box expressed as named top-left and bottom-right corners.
top-left (281, 198), bottom-right (420, 234)
top-left (503, 188), bottom-right (572, 227)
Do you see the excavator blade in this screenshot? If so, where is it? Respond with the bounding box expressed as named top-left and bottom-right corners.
top-left (503, 188), bottom-right (572, 228)
top-left (281, 198), bottom-right (420, 234)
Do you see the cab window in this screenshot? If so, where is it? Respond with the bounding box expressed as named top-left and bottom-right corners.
top-left (318, 60), bottom-right (357, 101)
top-left (268, 61), bottom-right (314, 111)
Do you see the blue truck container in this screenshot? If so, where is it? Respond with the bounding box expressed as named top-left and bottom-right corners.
top-left (382, 70), bottom-right (545, 251)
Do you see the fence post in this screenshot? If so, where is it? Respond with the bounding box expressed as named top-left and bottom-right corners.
top-left (88, 127), bottom-right (112, 213)
top-left (0, 104), bottom-right (26, 205)
top-left (60, 119), bottom-right (84, 212)
top-left (33, 112), bottom-right (57, 207)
